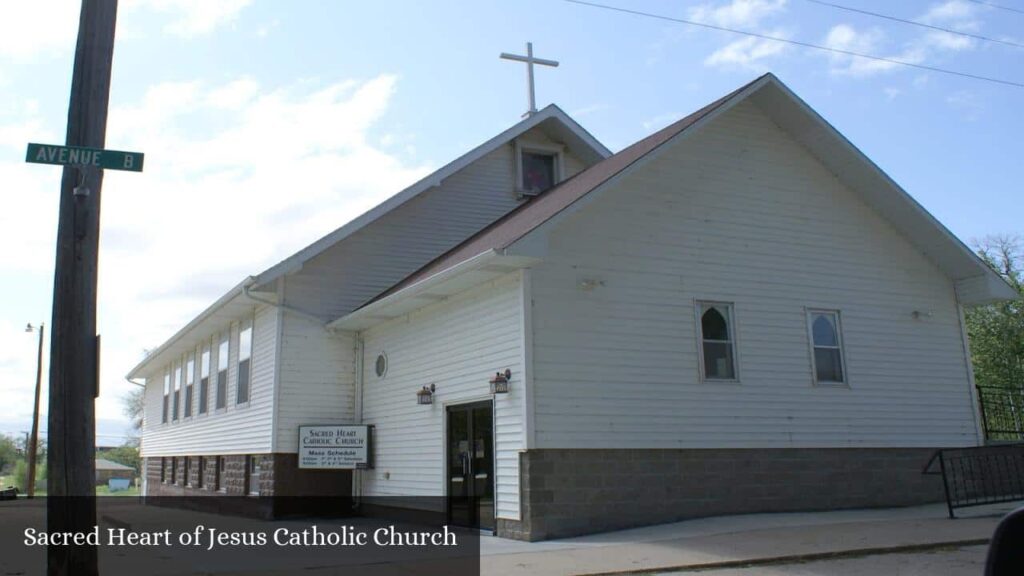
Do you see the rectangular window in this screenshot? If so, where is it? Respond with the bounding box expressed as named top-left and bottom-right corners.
top-left (195, 457), bottom-right (204, 489)
top-left (199, 345), bottom-right (211, 414)
top-left (172, 363), bottom-right (182, 421)
top-left (521, 150), bottom-right (557, 194)
top-left (237, 322), bottom-right (252, 405)
top-left (247, 455), bottom-right (260, 496)
top-left (697, 301), bottom-right (738, 381)
top-left (182, 456), bottom-right (190, 486)
top-left (215, 456), bottom-right (226, 493)
top-left (808, 310), bottom-right (846, 384)
top-left (170, 457), bottom-right (177, 484)
top-left (216, 333), bottom-right (229, 410)
top-left (184, 354), bottom-right (195, 418)
top-left (161, 370), bottom-right (170, 424)
top-left (160, 457), bottom-right (166, 483)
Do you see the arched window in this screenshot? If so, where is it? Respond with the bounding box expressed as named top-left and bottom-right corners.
top-left (809, 310), bottom-right (845, 384)
top-left (698, 302), bottom-right (737, 380)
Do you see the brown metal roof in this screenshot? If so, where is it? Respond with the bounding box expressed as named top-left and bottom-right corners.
top-left (366, 74), bottom-right (766, 306)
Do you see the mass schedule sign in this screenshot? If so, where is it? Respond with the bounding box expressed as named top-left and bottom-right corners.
top-left (298, 425), bottom-right (372, 469)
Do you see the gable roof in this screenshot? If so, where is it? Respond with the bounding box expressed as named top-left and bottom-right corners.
top-left (128, 105), bottom-right (610, 379)
top-left (95, 458), bottom-right (135, 471)
top-left (249, 104), bottom-right (610, 292)
top-left (358, 73), bottom-right (1016, 311)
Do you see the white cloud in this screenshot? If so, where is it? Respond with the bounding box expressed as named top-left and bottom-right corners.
top-left (883, 87), bottom-right (903, 100)
top-left (0, 0), bottom-right (78, 61)
top-left (691, 1), bottom-right (790, 71)
top-left (946, 89), bottom-right (983, 120)
top-left (705, 31), bottom-right (789, 70)
top-left (822, 1), bottom-right (987, 79)
top-left (0, 74), bottom-right (432, 437)
top-left (689, 0), bottom-right (788, 29)
top-left (822, 24), bottom-right (926, 76)
top-left (125, 0), bottom-right (252, 38)
top-left (921, 0), bottom-right (980, 29)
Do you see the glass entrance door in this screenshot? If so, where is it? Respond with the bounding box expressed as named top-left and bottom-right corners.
top-left (446, 401), bottom-right (494, 531)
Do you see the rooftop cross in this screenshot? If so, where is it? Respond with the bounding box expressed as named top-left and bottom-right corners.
top-left (500, 42), bottom-right (559, 117)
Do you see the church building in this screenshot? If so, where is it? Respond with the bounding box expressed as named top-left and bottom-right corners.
top-left (129, 72), bottom-right (1015, 541)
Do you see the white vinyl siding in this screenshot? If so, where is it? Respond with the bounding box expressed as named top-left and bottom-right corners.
top-left (528, 99), bottom-right (977, 449)
top-left (359, 273), bottom-right (526, 520)
top-left (274, 307), bottom-right (356, 452)
top-left (140, 305), bottom-right (277, 457)
top-left (282, 126), bottom-right (589, 322)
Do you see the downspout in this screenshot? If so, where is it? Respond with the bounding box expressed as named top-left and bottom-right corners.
top-left (956, 302), bottom-right (986, 446)
top-left (126, 376), bottom-right (146, 494)
top-left (353, 335), bottom-right (365, 506)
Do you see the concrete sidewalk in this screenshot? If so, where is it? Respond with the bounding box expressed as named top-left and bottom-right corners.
top-left (479, 503), bottom-right (1017, 576)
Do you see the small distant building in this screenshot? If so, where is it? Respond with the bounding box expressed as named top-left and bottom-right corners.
top-left (95, 458), bottom-right (135, 485)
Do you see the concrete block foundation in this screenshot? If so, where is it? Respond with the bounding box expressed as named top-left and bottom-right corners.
top-left (498, 447), bottom-right (946, 541)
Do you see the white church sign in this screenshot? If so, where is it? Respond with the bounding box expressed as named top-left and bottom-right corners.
top-left (298, 425), bottom-right (373, 469)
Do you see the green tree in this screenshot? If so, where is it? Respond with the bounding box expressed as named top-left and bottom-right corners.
top-left (122, 385), bottom-right (144, 447)
top-left (0, 434), bottom-right (18, 474)
top-left (13, 459), bottom-right (45, 492)
top-left (101, 445), bottom-right (140, 472)
top-left (965, 235), bottom-right (1024, 389)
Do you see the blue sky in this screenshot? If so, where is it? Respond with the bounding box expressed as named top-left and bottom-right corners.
top-left (0, 0), bottom-right (1020, 444)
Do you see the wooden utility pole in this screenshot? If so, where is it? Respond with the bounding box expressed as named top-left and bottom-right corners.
top-left (27, 323), bottom-right (44, 498)
top-left (47, 1), bottom-right (118, 575)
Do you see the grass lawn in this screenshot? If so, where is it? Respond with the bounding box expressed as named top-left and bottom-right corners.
top-left (0, 475), bottom-right (10, 488)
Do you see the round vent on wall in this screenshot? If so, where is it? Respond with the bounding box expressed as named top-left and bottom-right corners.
top-left (375, 352), bottom-right (388, 378)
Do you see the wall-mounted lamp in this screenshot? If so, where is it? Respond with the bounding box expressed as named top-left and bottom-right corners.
top-left (490, 369), bottom-right (512, 394)
top-left (417, 383), bottom-right (436, 405)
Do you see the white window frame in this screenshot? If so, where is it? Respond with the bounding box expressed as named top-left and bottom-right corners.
top-left (806, 308), bottom-right (848, 386)
top-left (172, 362), bottom-right (182, 421)
top-left (215, 456), bottom-right (227, 493)
top-left (184, 352), bottom-right (195, 419)
top-left (695, 300), bottom-right (740, 383)
top-left (162, 369), bottom-right (170, 424)
top-left (514, 139), bottom-right (563, 196)
top-left (216, 330), bottom-right (230, 413)
top-left (236, 318), bottom-right (253, 407)
top-left (199, 342), bottom-right (211, 416)
top-left (247, 455), bottom-right (260, 497)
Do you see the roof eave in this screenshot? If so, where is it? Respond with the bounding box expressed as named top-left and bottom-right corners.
top-left (251, 105), bottom-right (608, 291)
top-left (126, 277), bottom-right (256, 380)
top-left (327, 249), bottom-right (537, 331)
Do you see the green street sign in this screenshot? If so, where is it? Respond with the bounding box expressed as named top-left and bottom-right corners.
top-left (25, 143), bottom-right (144, 172)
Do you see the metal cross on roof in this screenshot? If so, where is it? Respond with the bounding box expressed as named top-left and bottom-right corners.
top-left (500, 42), bottom-right (559, 117)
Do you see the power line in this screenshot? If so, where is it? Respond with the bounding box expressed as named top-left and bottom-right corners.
top-left (803, 0), bottom-right (1024, 49)
top-left (563, 0), bottom-right (1024, 88)
top-left (966, 0), bottom-right (1024, 15)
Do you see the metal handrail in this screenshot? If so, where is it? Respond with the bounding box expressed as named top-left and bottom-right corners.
top-left (976, 386), bottom-right (1024, 442)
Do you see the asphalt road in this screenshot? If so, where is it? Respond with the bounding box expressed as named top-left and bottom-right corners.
top-left (658, 545), bottom-right (988, 575)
